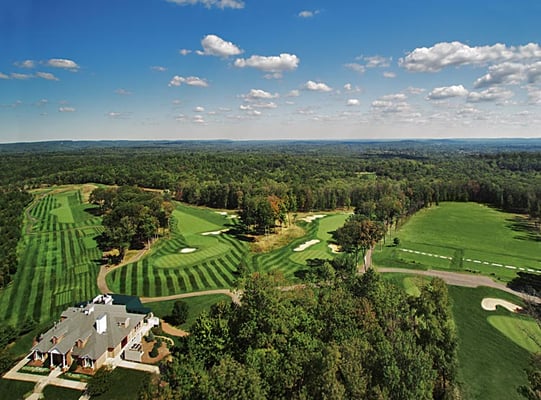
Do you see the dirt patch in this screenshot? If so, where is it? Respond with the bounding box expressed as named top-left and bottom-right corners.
top-left (250, 225), bottom-right (306, 253)
top-left (481, 298), bottom-right (522, 312)
top-left (81, 184), bottom-right (98, 203)
top-left (161, 321), bottom-right (189, 337)
top-left (141, 340), bottom-right (170, 364)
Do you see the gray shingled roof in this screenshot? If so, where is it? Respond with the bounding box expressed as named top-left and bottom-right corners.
top-left (33, 303), bottom-right (145, 361)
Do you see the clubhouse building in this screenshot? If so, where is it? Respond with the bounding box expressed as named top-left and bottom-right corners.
top-left (30, 294), bottom-right (158, 371)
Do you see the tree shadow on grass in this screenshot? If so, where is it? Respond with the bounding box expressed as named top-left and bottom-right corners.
top-left (506, 216), bottom-right (541, 242)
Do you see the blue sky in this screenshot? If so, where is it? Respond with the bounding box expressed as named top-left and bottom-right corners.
top-left (2, 0), bottom-right (541, 142)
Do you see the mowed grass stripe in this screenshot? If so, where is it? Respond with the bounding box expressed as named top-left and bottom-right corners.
top-left (201, 262), bottom-right (228, 287)
top-left (192, 264), bottom-right (211, 288)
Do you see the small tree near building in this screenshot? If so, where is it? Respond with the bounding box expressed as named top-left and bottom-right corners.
top-left (170, 300), bottom-right (189, 326)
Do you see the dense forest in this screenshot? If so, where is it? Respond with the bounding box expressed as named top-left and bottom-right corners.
top-left (0, 190), bottom-right (32, 288)
top-left (1, 141), bottom-right (540, 221)
top-left (139, 267), bottom-right (458, 400)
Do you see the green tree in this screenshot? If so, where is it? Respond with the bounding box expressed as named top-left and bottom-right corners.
top-left (170, 300), bottom-right (189, 326)
top-left (86, 366), bottom-right (112, 397)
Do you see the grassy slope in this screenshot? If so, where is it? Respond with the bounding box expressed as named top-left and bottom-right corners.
top-left (0, 187), bottom-right (102, 325)
top-left (0, 379), bottom-right (35, 400)
top-left (374, 202), bottom-right (541, 282)
top-left (384, 273), bottom-right (532, 400)
top-left (145, 294), bottom-right (231, 329)
top-left (449, 286), bottom-right (531, 400)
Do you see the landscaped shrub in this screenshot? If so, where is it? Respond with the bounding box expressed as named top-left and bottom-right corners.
top-left (149, 343), bottom-right (159, 358)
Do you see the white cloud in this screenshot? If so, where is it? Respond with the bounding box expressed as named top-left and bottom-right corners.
top-left (11, 73), bottom-right (32, 80)
top-left (15, 60), bottom-right (35, 69)
top-left (406, 86), bottom-right (426, 95)
top-left (107, 111), bottom-right (131, 119)
top-left (298, 10), bottom-right (320, 18)
top-left (427, 85), bottom-right (469, 100)
top-left (287, 89), bottom-right (300, 97)
top-left (252, 102), bottom-right (277, 109)
top-left (526, 86), bottom-right (541, 104)
top-left (343, 83), bottom-right (361, 92)
top-left (46, 58), bottom-right (79, 70)
top-left (381, 93), bottom-right (407, 101)
top-left (526, 62), bottom-right (541, 83)
top-left (467, 87), bottom-right (514, 102)
top-left (400, 41), bottom-right (541, 72)
top-left (0, 72), bottom-right (10, 79)
top-left (35, 72), bottom-right (59, 81)
top-left (474, 62), bottom-right (525, 88)
top-left (115, 88), bottom-right (132, 95)
top-left (234, 53), bottom-right (300, 75)
top-left (179, 49), bottom-right (192, 56)
top-left (197, 34), bottom-right (242, 57)
top-left (193, 114), bottom-right (206, 124)
top-left (304, 80), bottom-right (332, 92)
top-left (166, 0), bottom-right (244, 9)
top-left (243, 89), bottom-right (279, 101)
top-left (58, 107), bottom-right (76, 112)
top-left (383, 71), bottom-right (396, 78)
top-left (194, 106), bottom-right (205, 112)
top-left (371, 100), bottom-right (412, 114)
top-left (168, 75), bottom-right (209, 87)
top-left (347, 99), bottom-right (360, 106)
top-left (151, 66), bottom-right (167, 72)
top-left (363, 55), bottom-right (391, 68)
top-left (345, 63), bottom-right (366, 74)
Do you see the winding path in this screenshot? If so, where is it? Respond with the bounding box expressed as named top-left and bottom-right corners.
top-left (377, 267), bottom-right (539, 303)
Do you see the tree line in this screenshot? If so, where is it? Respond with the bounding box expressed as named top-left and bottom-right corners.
top-left (139, 266), bottom-right (459, 400)
top-left (1, 142), bottom-right (539, 226)
top-left (0, 189), bottom-right (32, 288)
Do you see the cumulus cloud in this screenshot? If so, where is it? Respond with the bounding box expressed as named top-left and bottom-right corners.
top-left (0, 72), bottom-right (10, 79)
top-left (46, 58), bottom-right (79, 70)
top-left (151, 66), bottom-right (167, 72)
top-left (345, 63), bottom-right (366, 74)
top-left (383, 71), bottom-right (396, 78)
top-left (11, 73), bottom-right (32, 80)
top-left (474, 61), bottom-right (541, 87)
top-left (467, 87), bottom-right (514, 102)
top-left (381, 93), bottom-right (407, 101)
top-left (427, 85), bottom-right (469, 100)
top-left (15, 60), bottom-right (35, 69)
top-left (58, 107), bottom-right (76, 112)
top-left (197, 34), bottom-right (242, 57)
top-left (179, 49), bottom-right (192, 56)
top-left (343, 83), bottom-right (361, 92)
top-left (287, 89), bottom-right (300, 97)
top-left (234, 53), bottom-right (300, 75)
top-left (242, 89), bottom-right (279, 101)
top-left (371, 100), bottom-right (412, 114)
top-left (166, 0), bottom-right (244, 9)
top-left (298, 10), bottom-right (320, 18)
top-left (194, 106), bottom-right (205, 112)
top-left (168, 75), bottom-right (209, 87)
top-left (399, 41), bottom-right (541, 72)
top-left (406, 86), bottom-right (426, 95)
top-left (304, 80), bottom-right (332, 92)
top-left (347, 99), bottom-right (360, 106)
top-left (35, 72), bottom-right (59, 81)
top-left (362, 55), bottom-right (391, 68)
top-left (252, 102), bottom-right (277, 109)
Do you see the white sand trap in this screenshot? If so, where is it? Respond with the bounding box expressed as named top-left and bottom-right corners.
top-left (481, 298), bottom-right (522, 312)
top-left (328, 244), bottom-right (341, 253)
top-left (201, 229), bottom-right (230, 236)
top-left (215, 211), bottom-right (228, 216)
top-left (301, 214), bottom-right (326, 223)
top-left (294, 239), bottom-right (320, 252)
top-left (180, 248), bottom-right (197, 254)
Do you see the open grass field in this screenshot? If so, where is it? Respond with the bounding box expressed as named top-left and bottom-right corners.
top-left (42, 385), bottom-right (83, 400)
top-left (107, 204), bottom-right (249, 296)
top-left (251, 213), bottom-right (350, 278)
top-left (384, 273), bottom-right (534, 400)
top-left (0, 186), bottom-right (102, 325)
top-left (373, 202), bottom-right (541, 282)
top-left (107, 206), bottom-right (350, 296)
top-left (0, 378), bottom-right (35, 400)
top-left (145, 293), bottom-right (231, 329)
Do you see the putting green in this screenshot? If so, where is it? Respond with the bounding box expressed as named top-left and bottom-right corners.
top-left (487, 315), bottom-right (541, 353)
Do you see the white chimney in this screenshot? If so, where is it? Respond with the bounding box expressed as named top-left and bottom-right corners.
top-left (96, 314), bottom-right (107, 334)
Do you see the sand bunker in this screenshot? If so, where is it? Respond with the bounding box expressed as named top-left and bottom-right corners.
top-left (215, 211), bottom-right (228, 216)
top-left (481, 298), bottom-right (522, 312)
top-left (301, 215), bottom-right (326, 223)
top-left (294, 239), bottom-right (320, 252)
top-left (328, 244), bottom-right (341, 253)
top-left (180, 248), bottom-right (197, 254)
top-left (201, 229), bottom-right (229, 236)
